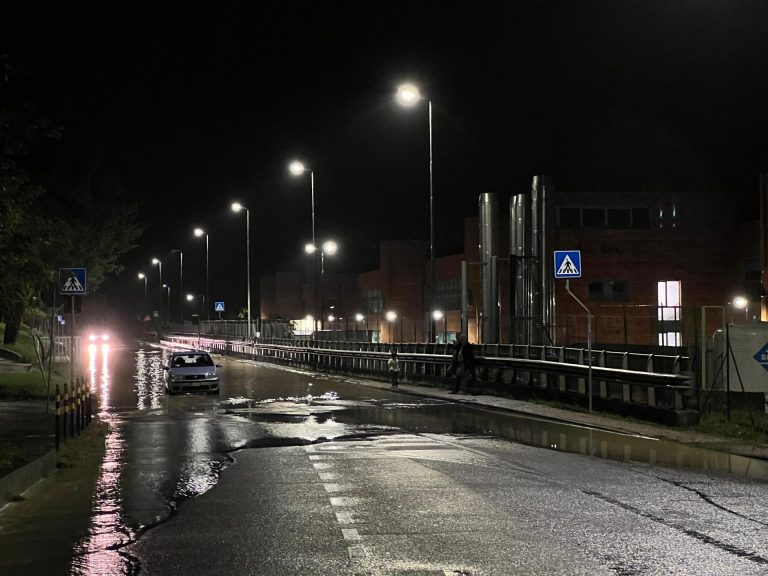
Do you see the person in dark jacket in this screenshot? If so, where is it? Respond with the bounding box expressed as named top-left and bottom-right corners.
top-left (449, 333), bottom-right (475, 393)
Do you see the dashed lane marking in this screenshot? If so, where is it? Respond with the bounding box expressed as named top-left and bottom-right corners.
top-left (342, 528), bottom-right (361, 542)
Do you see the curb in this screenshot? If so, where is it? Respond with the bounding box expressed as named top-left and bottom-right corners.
top-left (0, 450), bottom-right (57, 508)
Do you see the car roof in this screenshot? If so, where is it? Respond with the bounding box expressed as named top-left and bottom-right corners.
top-left (170, 350), bottom-right (210, 356)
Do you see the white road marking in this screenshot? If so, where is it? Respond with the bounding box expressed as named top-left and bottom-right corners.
top-left (342, 528), bottom-right (361, 541)
top-left (335, 511), bottom-right (353, 524)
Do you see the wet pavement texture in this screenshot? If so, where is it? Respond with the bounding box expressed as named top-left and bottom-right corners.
top-left (2, 342), bottom-right (768, 575)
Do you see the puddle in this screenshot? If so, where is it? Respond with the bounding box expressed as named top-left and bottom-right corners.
top-left (329, 403), bottom-right (768, 481)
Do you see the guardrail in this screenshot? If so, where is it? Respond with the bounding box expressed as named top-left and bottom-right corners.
top-left (164, 336), bottom-right (695, 421)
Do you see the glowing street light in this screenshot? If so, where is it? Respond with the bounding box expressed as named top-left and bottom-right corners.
top-left (151, 258), bottom-right (162, 321)
top-left (396, 81), bottom-right (436, 342)
top-left (137, 272), bottom-right (148, 314)
top-left (162, 284), bottom-right (171, 318)
top-left (289, 160), bottom-right (318, 324)
top-left (386, 310), bottom-right (398, 343)
top-left (432, 310), bottom-right (446, 343)
top-left (231, 202), bottom-right (251, 339)
top-left (171, 249), bottom-right (183, 323)
top-left (193, 227), bottom-right (210, 322)
top-left (732, 295), bottom-right (749, 321)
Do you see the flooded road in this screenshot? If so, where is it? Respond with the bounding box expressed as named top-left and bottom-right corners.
top-left (66, 342), bottom-right (768, 575)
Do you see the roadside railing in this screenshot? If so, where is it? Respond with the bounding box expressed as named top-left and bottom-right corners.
top-left (164, 336), bottom-right (694, 417)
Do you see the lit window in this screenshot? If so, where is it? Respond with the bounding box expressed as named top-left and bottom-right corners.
top-left (658, 281), bottom-right (682, 346)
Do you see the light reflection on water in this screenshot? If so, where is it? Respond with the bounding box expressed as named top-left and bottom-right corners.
top-left (71, 345), bottom-right (138, 575)
top-left (71, 347), bottom-right (233, 574)
top-left (134, 349), bottom-right (165, 411)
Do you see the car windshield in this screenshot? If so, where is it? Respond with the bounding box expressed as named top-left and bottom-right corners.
top-left (172, 354), bottom-right (213, 367)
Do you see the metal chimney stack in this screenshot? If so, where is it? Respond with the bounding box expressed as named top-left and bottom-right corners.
top-left (510, 175), bottom-right (554, 345)
top-left (510, 193), bottom-right (533, 344)
top-left (479, 192), bottom-right (499, 344)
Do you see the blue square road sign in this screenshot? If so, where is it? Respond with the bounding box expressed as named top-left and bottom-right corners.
top-left (554, 251), bottom-right (582, 279)
top-left (58, 268), bottom-right (87, 295)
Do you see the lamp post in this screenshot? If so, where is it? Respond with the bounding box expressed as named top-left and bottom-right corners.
top-left (186, 293), bottom-right (205, 346)
top-left (163, 284), bottom-right (171, 319)
top-left (171, 249), bottom-right (183, 324)
top-left (289, 160), bottom-right (318, 325)
top-left (137, 272), bottom-right (148, 315)
top-left (193, 227), bottom-right (210, 321)
top-left (732, 295), bottom-right (749, 322)
top-left (397, 82), bottom-right (435, 342)
top-left (432, 309), bottom-right (446, 343)
top-left (231, 202), bottom-right (251, 339)
top-left (306, 240), bottom-right (338, 331)
top-left (186, 293), bottom-right (207, 313)
top-left (386, 310), bottom-right (398, 343)
top-left (319, 239), bottom-right (337, 276)
top-left (151, 258), bottom-right (162, 321)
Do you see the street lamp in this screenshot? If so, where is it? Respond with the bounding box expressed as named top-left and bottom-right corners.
top-left (386, 310), bottom-right (398, 343)
top-left (137, 272), bottom-right (147, 315)
top-left (193, 227), bottom-right (210, 322)
top-left (320, 240), bottom-right (337, 275)
top-left (396, 82), bottom-right (436, 342)
top-left (171, 249), bottom-right (183, 323)
top-left (231, 202), bottom-right (251, 339)
top-left (186, 292), bottom-right (206, 311)
top-left (289, 160), bottom-right (318, 325)
top-left (307, 240), bottom-right (338, 331)
top-left (162, 284), bottom-right (171, 318)
top-left (732, 295), bottom-right (749, 321)
top-left (152, 258), bottom-right (162, 321)
top-left (432, 309), bottom-right (446, 343)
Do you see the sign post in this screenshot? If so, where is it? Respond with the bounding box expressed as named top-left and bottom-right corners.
top-left (554, 251), bottom-right (593, 412)
top-left (58, 268), bottom-right (87, 387)
top-left (214, 301), bottom-right (225, 321)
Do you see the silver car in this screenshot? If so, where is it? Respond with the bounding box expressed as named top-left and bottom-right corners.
top-left (163, 350), bottom-right (221, 394)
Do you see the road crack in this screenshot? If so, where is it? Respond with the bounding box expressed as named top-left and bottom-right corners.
top-left (583, 490), bottom-right (768, 565)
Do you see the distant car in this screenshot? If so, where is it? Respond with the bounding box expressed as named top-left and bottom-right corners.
top-left (88, 331), bottom-right (111, 343)
top-left (163, 350), bottom-right (221, 395)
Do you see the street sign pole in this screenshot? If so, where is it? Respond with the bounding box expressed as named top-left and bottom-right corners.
top-left (565, 280), bottom-right (593, 412)
top-left (554, 251), bottom-right (592, 412)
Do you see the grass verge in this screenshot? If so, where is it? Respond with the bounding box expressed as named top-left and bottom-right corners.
top-left (57, 419), bottom-right (108, 469)
top-left (696, 409), bottom-right (768, 443)
top-left (0, 367), bottom-right (69, 400)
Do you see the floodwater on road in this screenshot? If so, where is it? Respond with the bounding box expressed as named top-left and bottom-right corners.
top-left (67, 342), bottom-right (768, 574)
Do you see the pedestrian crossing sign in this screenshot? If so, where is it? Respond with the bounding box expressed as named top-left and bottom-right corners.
top-left (58, 268), bottom-right (87, 295)
top-left (214, 301), bottom-right (225, 312)
top-left (554, 251), bottom-right (582, 279)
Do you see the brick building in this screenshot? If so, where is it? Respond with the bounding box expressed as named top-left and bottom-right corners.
top-left (261, 185), bottom-right (760, 347)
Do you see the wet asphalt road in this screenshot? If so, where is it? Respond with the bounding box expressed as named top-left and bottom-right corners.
top-left (65, 344), bottom-right (768, 574)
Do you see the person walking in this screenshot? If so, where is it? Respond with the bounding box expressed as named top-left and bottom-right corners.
top-left (449, 333), bottom-right (475, 394)
top-left (387, 349), bottom-right (401, 388)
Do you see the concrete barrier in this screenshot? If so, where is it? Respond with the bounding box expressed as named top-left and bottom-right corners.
top-left (0, 450), bottom-right (57, 508)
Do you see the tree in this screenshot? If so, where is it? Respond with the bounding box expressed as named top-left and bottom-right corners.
top-left (0, 59), bottom-right (144, 344)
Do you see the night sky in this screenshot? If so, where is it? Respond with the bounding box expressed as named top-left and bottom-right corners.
top-left (4, 1), bottom-right (768, 317)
